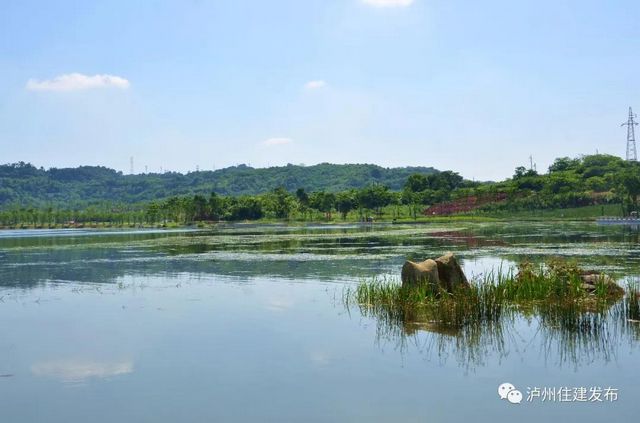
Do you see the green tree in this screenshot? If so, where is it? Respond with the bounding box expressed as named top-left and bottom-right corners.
top-left (549, 157), bottom-right (580, 173)
top-left (357, 184), bottom-right (392, 216)
top-left (265, 187), bottom-right (294, 219)
top-left (404, 174), bottom-right (428, 193)
top-left (192, 194), bottom-right (209, 221)
top-left (309, 191), bottom-right (336, 219)
top-left (208, 192), bottom-right (225, 220)
top-left (335, 191), bottom-right (357, 220)
top-left (229, 196), bottom-right (263, 220)
top-left (617, 164), bottom-right (640, 214)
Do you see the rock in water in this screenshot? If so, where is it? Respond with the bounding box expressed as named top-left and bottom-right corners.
top-left (401, 259), bottom-right (440, 291)
top-left (435, 252), bottom-right (470, 292)
top-left (401, 253), bottom-right (470, 293)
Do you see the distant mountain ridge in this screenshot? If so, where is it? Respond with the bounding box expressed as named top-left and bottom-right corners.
top-left (0, 162), bottom-right (438, 207)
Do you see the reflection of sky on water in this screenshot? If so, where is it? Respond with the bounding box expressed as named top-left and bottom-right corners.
top-left (459, 256), bottom-right (514, 279)
top-left (0, 223), bottom-right (639, 422)
top-left (4, 222), bottom-right (640, 289)
top-left (31, 359), bottom-right (133, 384)
top-left (0, 228), bottom-right (197, 239)
top-left (0, 275), bottom-right (637, 422)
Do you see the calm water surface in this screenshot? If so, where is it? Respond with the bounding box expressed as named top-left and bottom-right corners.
top-left (0, 222), bottom-right (638, 422)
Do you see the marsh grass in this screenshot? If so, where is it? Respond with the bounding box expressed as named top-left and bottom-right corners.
top-left (345, 273), bottom-right (511, 370)
top-left (345, 261), bottom-right (625, 333)
top-left (345, 261), bottom-right (638, 368)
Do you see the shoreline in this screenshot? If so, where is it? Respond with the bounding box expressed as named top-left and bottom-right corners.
top-left (0, 215), bottom-right (605, 231)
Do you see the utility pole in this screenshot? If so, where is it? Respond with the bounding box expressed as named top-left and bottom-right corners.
top-left (622, 107), bottom-right (638, 161)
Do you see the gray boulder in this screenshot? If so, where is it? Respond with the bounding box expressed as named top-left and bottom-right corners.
top-left (401, 252), bottom-right (469, 293)
top-left (401, 259), bottom-right (440, 291)
top-left (435, 252), bottom-right (470, 292)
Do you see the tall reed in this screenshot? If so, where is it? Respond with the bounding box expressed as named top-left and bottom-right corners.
top-left (345, 260), bottom-right (626, 332)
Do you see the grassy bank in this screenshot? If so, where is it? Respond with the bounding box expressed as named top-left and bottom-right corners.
top-left (345, 203), bottom-right (623, 223)
top-left (0, 203), bottom-right (626, 230)
top-left (466, 203), bottom-right (624, 220)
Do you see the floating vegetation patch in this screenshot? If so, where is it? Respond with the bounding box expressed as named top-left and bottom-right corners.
top-left (486, 243), bottom-right (640, 258)
top-left (144, 225), bottom-right (468, 249)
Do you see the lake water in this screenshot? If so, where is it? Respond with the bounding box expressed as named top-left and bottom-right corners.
top-left (0, 222), bottom-right (638, 422)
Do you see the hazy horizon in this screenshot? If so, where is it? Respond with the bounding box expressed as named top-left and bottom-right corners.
top-left (1, 0), bottom-right (637, 180)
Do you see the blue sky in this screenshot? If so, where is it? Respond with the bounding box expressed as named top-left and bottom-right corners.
top-left (0, 0), bottom-right (638, 180)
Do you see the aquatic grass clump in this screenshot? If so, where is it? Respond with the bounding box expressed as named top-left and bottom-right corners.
top-left (344, 262), bottom-right (640, 370)
top-left (505, 261), bottom-right (580, 301)
top-left (346, 274), bottom-right (511, 370)
top-left (347, 274), bottom-right (508, 331)
top-left (345, 260), bottom-right (627, 335)
top-left (498, 260), bottom-right (623, 308)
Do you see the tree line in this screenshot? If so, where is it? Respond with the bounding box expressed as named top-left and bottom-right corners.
top-left (0, 162), bottom-right (437, 207)
top-left (2, 154), bottom-right (640, 226)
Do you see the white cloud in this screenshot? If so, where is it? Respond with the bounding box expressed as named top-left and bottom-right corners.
top-left (26, 73), bottom-right (130, 92)
top-left (266, 296), bottom-right (295, 312)
top-left (31, 359), bottom-right (133, 383)
top-left (304, 80), bottom-right (327, 90)
top-left (309, 351), bottom-right (331, 366)
top-left (361, 0), bottom-right (414, 7)
top-left (263, 137), bottom-right (293, 146)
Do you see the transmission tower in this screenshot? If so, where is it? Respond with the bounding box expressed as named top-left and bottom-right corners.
top-left (130, 156), bottom-right (134, 174)
top-left (622, 107), bottom-right (638, 161)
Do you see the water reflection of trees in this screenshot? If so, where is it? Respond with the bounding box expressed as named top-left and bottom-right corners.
top-left (465, 222), bottom-right (640, 245)
top-left (0, 227), bottom-right (477, 289)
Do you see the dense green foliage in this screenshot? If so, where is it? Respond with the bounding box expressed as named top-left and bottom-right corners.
top-left (400, 154), bottom-right (640, 216)
top-left (478, 154), bottom-right (638, 214)
top-left (0, 162), bottom-right (436, 207)
top-left (2, 153), bottom-right (640, 226)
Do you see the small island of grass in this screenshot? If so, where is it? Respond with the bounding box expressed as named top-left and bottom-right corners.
top-left (344, 259), bottom-right (640, 337)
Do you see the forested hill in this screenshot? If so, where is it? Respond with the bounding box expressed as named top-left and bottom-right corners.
top-left (0, 162), bottom-right (437, 207)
